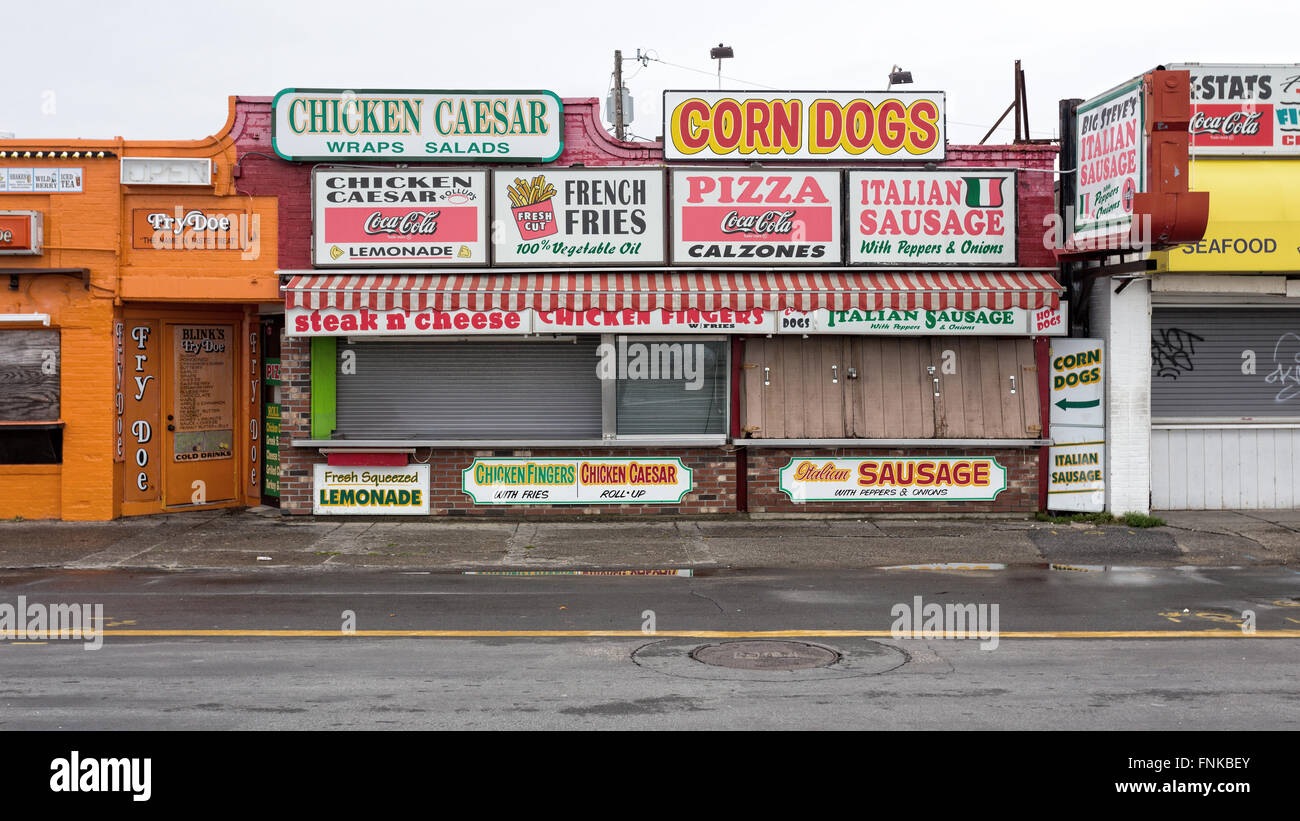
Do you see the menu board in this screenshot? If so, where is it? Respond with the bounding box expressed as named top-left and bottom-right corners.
top-left (173, 324), bottom-right (233, 462)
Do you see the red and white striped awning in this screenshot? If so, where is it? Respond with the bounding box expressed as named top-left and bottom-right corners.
top-left (283, 271), bottom-right (1062, 313)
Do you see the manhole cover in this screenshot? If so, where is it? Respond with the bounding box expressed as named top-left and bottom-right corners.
top-left (690, 640), bottom-right (840, 671)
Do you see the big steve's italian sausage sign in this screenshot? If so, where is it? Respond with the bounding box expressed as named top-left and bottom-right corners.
top-left (670, 169), bottom-right (841, 264)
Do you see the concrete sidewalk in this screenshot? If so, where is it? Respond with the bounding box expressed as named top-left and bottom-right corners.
top-left (0, 508), bottom-right (1296, 571)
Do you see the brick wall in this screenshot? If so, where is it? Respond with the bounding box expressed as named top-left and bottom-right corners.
top-left (274, 332), bottom-right (315, 513)
top-left (746, 448), bottom-right (1040, 514)
top-left (279, 445), bottom-right (737, 516)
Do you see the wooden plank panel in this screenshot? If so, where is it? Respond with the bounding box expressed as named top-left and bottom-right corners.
top-left (981, 339), bottom-right (1011, 438)
top-left (783, 337), bottom-right (805, 439)
top-left (741, 338), bottom-right (764, 439)
top-left (929, 339), bottom-right (949, 437)
top-left (880, 339), bottom-right (905, 438)
top-left (1018, 339), bottom-right (1042, 437)
top-left (906, 339), bottom-right (935, 439)
top-left (755, 338), bottom-right (779, 439)
top-left (825, 338), bottom-right (847, 438)
top-left (960, 339), bottom-right (985, 439)
top-left (801, 338), bottom-right (825, 439)
top-left (0, 330), bottom-right (60, 422)
top-left (857, 338), bottom-right (886, 437)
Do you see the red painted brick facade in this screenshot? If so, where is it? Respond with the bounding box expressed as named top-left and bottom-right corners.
top-left (746, 448), bottom-right (1040, 514)
top-left (228, 94), bottom-right (1055, 517)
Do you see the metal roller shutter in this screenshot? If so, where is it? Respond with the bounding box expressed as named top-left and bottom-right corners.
top-left (335, 339), bottom-right (602, 439)
top-left (1152, 307), bottom-right (1300, 419)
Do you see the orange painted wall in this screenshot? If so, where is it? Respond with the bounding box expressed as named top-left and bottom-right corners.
top-left (0, 98), bottom-right (278, 520)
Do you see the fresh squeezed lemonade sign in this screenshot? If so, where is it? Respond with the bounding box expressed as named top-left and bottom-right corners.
top-left (664, 91), bottom-right (945, 161)
top-left (849, 170), bottom-right (1016, 264)
top-left (273, 89), bottom-right (563, 161)
top-left (462, 458), bottom-right (693, 504)
top-left (313, 464), bottom-right (430, 515)
top-left (779, 457), bottom-right (1007, 502)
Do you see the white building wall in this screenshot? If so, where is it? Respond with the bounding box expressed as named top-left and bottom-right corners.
top-left (1089, 276), bottom-right (1152, 514)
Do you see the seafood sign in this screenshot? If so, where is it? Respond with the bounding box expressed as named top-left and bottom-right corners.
top-left (778, 458), bottom-right (1007, 502)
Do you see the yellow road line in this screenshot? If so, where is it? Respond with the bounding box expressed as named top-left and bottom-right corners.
top-left (65, 628), bottom-right (1300, 639)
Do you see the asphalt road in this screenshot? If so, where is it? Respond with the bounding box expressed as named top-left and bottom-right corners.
top-left (1, 566), bottom-right (1297, 730)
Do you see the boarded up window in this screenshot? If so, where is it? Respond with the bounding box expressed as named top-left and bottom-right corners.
top-left (0, 330), bottom-right (60, 422)
top-left (741, 336), bottom-right (1039, 439)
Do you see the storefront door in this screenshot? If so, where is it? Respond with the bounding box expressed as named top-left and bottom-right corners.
top-left (163, 322), bottom-right (237, 506)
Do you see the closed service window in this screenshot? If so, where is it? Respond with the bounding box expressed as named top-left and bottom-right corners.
top-left (0, 329), bottom-right (61, 464)
top-left (613, 338), bottom-right (728, 436)
top-left (333, 336), bottom-right (729, 440)
top-left (1152, 307), bottom-right (1300, 419)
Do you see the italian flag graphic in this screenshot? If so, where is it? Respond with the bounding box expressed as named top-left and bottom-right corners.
top-left (963, 177), bottom-right (1004, 208)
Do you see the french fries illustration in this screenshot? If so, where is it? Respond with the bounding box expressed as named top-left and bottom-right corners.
top-left (506, 175), bottom-right (557, 207)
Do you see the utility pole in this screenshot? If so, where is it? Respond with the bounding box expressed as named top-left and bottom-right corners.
top-left (613, 50), bottom-right (626, 141)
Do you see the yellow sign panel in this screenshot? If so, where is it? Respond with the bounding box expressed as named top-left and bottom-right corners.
top-left (1153, 158), bottom-right (1300, 272)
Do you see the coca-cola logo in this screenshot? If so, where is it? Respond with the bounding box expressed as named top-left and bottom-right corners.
top-left (1190, 109), bottom-right (1263, 136)
top-left (720, 209), bottom-right (796, 236)
top-left (363, 211), bottom-right (441, 236)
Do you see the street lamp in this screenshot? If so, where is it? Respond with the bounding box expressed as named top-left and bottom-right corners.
top-left (710, 43), bottom-right (734, 89)
top-left (887, 65), bottom-right (913, 91)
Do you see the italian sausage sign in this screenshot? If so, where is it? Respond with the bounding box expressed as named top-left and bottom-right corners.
top-left (779, 457), bottom-right (1008, 502)
top-left (671, 169), bottom-right (841, 264)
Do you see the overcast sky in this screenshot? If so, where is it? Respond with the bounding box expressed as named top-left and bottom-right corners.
top-left (1, 0), bottom-right (1294, 145)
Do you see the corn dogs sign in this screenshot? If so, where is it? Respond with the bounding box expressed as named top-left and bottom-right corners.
top-left (274, 89), bottom-right (563, 162)
top-left (779, 457), bottom-right (1007, 502)
top-left (664, 91), bottom-right (946, 161)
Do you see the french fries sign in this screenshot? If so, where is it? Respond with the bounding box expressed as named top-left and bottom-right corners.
top-left (273, 89), bottom-right (564, 162)
top-left (665, 91), bottom-right (946, 161)
top-left (492, 168), bottom-right (666, 264)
